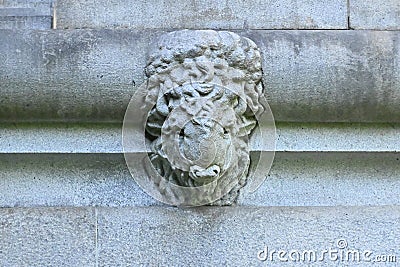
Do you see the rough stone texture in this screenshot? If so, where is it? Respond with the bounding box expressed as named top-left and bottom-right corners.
top-left (0, 29), bottom-right (156, 122)
top-left (246, 30), bottom-right (400, 123)
top-left (350, 0), bottom-right (400, 30)
top-left (0, 123), bottom-right (123, 153)
top-left (273, 122), bottom-right (400, 152)
top-left (0, 3), bottom-right (399, 267)
top-left (0, 121), bottom-right (397, 206)
top-left (1, 152), bottom-right (399, 207)
top-left (97, 206), bottom-right (400, 266)
top-left (0, 0), bottom-right (52, 29)
top-left (0, 16), bottom-right (51, 29)
top-left (56, 0), bottom-right (347, 30)
top-left (2, 206), bottom-right (398, 266)
top-left (0, 207), bottom-right (96, 266)
top-left (0, 122), bottom-right (398, 153)
top-left (0, 154), bottom-right (157, 207)
top-left (1, 29), bottom-right (399, 122)
top-left (0, 0), bottom-right (51, 8)
top-left (240, 152), bottom-right (400, 206)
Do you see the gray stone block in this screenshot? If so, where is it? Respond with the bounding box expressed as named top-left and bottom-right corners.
top-left (273, 122), bottom-right (400, 152)
top-left (97, 206), bottom-right (400, 266)
top-left (350, 0), bottom-right (400, 30)
top-left (0, 207), bottom-right (96, 266)
top-left (0, 29), bottom-right (154, 122)
top-left (1, 122), bottom-right (398, 207)
top-left (0, 122), bottom-right (122, 153)
top-left (0, 8), bottom-right (50, 17)
top-left (0, 16), bottom-right (51, 29)
top-left (1, 151), bottom-right (399, 207)
top-left (56, 0), bottom-right (347, 30)
top-left (240, 152), bottom-right (400, 206)
top-left (0, 0), bottom-right (52, 8)
top-left (246, 30), bottom-right (400, 122)
top-left (0, 0), bottom-right (52, 29)
top-left (1, 30), bottom-right (399, 122)
top-left (0, 122), bottom-right (399, 153)
top-left (0, 154), bottom-right (157, 207)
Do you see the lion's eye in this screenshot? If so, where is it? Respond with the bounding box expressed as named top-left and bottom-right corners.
top-left (223, 128), bottom-right (229, 135)
top-left (179, 129), bottom-right (185, 137)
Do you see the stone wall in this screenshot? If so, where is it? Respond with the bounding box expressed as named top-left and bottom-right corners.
top-left (0, 0), bottom-right (399, 266)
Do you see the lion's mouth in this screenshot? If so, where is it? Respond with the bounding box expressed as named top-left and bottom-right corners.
top-left (189, 164), bottom-right (221, 183)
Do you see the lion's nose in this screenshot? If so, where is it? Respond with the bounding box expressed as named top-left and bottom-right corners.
top-left (204, 165), bottom-right (220, 177)
top-left (189, 165), bottom-right (221, 181)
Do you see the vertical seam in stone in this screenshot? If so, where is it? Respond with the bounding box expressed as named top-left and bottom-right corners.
top-left (347, 0), bottom-right (351, 29)
top-left (51, 0), bottom-right (57, 29)
top-left (95, 207), bottom-right (99, 267)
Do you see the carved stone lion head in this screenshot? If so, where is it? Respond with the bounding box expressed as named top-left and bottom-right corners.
top-left (141, 30), bottom-right (264, 205)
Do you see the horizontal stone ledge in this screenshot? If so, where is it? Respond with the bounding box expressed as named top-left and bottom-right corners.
top-left (1, 29), bottom-right (400, 122)
top-left (0, 207), bottom-right (96, 266)
top-left (1, 206), bottom-right (399, 266)
top-left (0, 0), bottom-right (52, 8)
top-left (0, 8), bottom-right (51, 17)
top-left (0, 122), bottom-right (398, 153)
top-left (0, 0), bottom-right (53, 29)
top-left (240, 152), bottom-right (400, 206)
top-left (0, 16), bottom-right (52, 29)
top-left (0, 152), bottom-right (399, 207)
top-left (96, 206), bottom-right (400, 266)
top-left (55, 0), bottom-right (347, 30)
top-left (350, 0), bottom-right (400, 30)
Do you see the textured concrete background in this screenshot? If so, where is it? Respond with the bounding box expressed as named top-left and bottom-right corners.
top-left (0, 207), bottom-right (96, 266)
top-left (0, 0), bottom-right (52, 29)
top-left (350, 0), bottom-right (400, 30)
top-left (1, 206), bottom-right (399, 266)
top-left (0, 122), bottom-right (399, 153)
top-left (1, 0), bottom-right (400, 266)
top-left (97, 206), bottom-right (400, 266)
top-left (0, 152), bottom-right (399, 207)
top-left (55, 0), bottom-right (348, 30)
top-left (1, 30), bottom-right (399, 122)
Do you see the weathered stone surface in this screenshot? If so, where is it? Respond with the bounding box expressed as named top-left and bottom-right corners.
top-left (0, 123), bottom-right (398, 207)
top-left (246, 30), bottom-right (400, 123)
top-left (0, 154), bottom-right (157, 207)
top-left (1, 30), bottom-right (399, 122)
top-left (240, 152), bottom-right (400, 206)
top-left (1, 151), bottom-right (399, 207)
top-left (0, 16), bottom-right (51, 29)
top-left (0, 0), bottom-right (51, 8)
top-left (0, 122), bottom-right (399, 153)
top-left (272, 122), bottom-right (400, 152)
top-left (0, 0), bottom-right (52, 29)
top-left (56, 0), bottom-right (347, 30)
top-left (0, 29), bottom-right (155, 122)
top-left (1, 206), bottom-right (398, 266)
top-left (0, 123), bottom-right (122, 153)
top-left (0, 207), bottom-right (96, 266)
top-left (350, 0), bottom-right (400, 30)
top-left (97, 206), bottom-right (400, 266)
